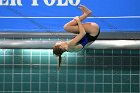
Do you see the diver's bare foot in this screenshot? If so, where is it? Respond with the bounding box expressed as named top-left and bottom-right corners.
top-left (78, 6), bottom-right (85, 14)
top-left (79, 4), bottom-right (92, 16)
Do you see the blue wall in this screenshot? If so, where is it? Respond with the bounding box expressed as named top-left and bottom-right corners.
top-left (0, 0), bottom-right (140, 32)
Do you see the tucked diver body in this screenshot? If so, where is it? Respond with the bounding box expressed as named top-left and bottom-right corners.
top-left (53, 5), bottom-right (100, 68)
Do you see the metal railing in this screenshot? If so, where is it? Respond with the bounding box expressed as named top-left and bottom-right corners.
top-left (0, 32), bottom-right (140, 49)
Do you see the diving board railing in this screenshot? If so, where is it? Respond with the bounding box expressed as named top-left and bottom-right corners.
top-left (0, 32), bottom-right (140, 49)
top-left (0, 40), bottom-right (140, 49)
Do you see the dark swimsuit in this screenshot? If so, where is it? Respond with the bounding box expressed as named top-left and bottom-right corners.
top-left (79, 29), bottom-right (100, 47)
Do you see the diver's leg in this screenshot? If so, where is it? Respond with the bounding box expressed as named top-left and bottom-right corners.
top-left (64, 5), bottom-right (92, 34)
top-left (64, 22), bottom-right (99, 36)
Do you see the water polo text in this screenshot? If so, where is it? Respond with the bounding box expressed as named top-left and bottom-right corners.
top-left (0, 0), bottom-right (81, 6)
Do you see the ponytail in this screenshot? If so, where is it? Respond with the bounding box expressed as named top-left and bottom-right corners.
top-left (53, 44), bottom-right (66, 69)
top-left (58, 55), bottom-right (62, 69)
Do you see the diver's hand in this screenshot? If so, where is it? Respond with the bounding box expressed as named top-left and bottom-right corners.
top-left (74, 16), bottom-right (80, 22)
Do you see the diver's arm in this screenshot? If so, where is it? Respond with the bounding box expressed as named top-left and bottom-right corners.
top-left (68, 17), bottom-right (86, 46)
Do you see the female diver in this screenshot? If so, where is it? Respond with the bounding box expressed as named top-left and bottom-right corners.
top-left (53, 5), bottom-right (100, 68)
